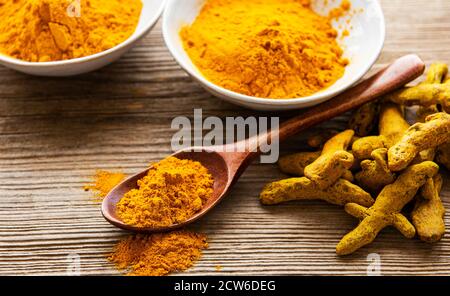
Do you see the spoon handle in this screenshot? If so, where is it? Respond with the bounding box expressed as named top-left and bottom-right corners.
top-left (259, 54), bottom-right (425, 146)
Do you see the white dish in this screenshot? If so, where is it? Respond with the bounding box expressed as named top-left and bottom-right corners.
top-left (163, 0), bottom-right (385, 111)
top-left (0, 0), bottom-right (166, 77)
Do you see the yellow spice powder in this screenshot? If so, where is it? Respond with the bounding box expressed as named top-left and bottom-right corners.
top-left (180, 0), bottom-right (349, 99)
top-left (328, 0), bottom-right (352, 19)
top-left (84, 170), bottom-right (126, 202)
top-left (109, 231), bottom-right (208, 276)
top-left (0, 0), bottom-right (142, 62)
top-left (116, 157), bottom-right (214, 228)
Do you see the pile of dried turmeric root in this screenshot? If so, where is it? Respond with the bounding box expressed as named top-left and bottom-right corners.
top-left (260, 63), bottom-right (450, 255)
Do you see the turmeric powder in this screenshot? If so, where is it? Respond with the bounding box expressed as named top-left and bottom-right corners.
top-left (0, 0), bottom-right (142, 62)
top-left (116, 157), bottom-right (214, 228)
top-left (328, 0), bottom-right (352, 19)
top-left (109, 231), bottom-right (208, 276)
top-left (84, 170), bottom-right (125, 202)
top-left (180, 0), bottom-right (349, 99)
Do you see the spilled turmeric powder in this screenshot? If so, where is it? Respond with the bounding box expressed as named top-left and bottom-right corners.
top-left (84, 167), bottom-right (209, 276)
top-left (328, 0), bottom-right (352, 19)
top-left (84, 170), bottom-right (125, 201)
top-left (180, 0), bottom-right (349, 99)
top-left (116, 157), bottom-right (214, 228)
top-left (109, 231), bottom-right (208, 276)
top-left (0, 0), bottom-right (142, 62)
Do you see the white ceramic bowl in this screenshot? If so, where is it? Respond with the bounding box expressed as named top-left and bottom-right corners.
top-left (0, 0), bottom-right (166, 76)
top-left (163, 0), bottom-right (385, 110)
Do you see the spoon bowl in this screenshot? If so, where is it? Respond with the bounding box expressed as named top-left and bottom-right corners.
top-left (102, 147), bottom-right (234, 232)
top-left (102, 54), bottom-right (425, 232)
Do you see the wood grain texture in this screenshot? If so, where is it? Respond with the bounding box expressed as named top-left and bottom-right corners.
top-left (1, 0), bottom-right (450, 275)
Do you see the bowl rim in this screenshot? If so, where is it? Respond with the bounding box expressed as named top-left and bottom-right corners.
top-left (0, 0), bottom-right (167, 67)
top-left (163, 0), bottom-right (386, 106)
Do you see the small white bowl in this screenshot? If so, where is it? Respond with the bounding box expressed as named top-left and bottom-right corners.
top-left (163, 0), bottom-right (385, 111)
top-left (0, 0), bottom-right (166, 76)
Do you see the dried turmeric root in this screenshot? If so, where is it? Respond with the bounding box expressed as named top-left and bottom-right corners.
top-left (278, 151), bottom-right (354, 181)
top-left (304, 130), bottom-right (355, 189)
top-left (336, 161), bottom-right (439, 255)
top-left (387, 62), bottom-right (449, 112)
top-left (424, 63), bottom-right (448, 84)
top-left (378, 103), bottom-right (411, 145)
top-left (278, 151), bottom-right (321, 176)
top-left (388, 112), bottom-right (450, 171)
top-left (416, 105), bottom-right (440, 123)
top-left (342, 170), bottom-right (355, 183)
top-left (411, 174), bottom-right (446, 243)
top-left (305, 150), bottom-right (354, 190)
top-left (348, 102), bottom-right (380, 137)
top-left (260, 177), bottom-right (374, 207)
top-left (352, 136), bottom-right (386, 161)
top-left (386, 83), bottom-right (450, 113)
top-left (352, 103), bottom-right (410, 160)
top-left (307, 130), bottom-right (340, 149)
top-left (355, 148), bottom-right (396, 193)
top-left (321, 129), bottom-right (355, 154)
top-left (414, 63), bottom-right (448, 165)
top-left (436, 141), bottom-right (450, 170)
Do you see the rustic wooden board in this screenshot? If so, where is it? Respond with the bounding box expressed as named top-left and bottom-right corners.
top-left (1, 0), bottom-right (450, 275)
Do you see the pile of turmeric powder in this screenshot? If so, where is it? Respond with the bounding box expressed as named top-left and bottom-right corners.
top-left (84, 170), bottom-right (125, 201)
top-left (109, 231), bottom-right (208, 276)
top-left (116, 157), bottom-right (214, 228)
top-left (84, 158), bottom-right (213, 276)
top-left (180, 0), bottom-right (350, 99)
top-left (0, 0), bottom-right (142, 62)
top-left (110, 157), bottom-right (213, 276)
top-left (261, 63), bottom-right (450, 255)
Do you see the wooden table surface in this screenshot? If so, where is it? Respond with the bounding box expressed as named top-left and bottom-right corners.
top-left (1, 0), bottom-right (450, 276)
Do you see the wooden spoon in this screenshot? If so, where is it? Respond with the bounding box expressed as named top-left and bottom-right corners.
top-left (102, 54), bottom-right (425, 233)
